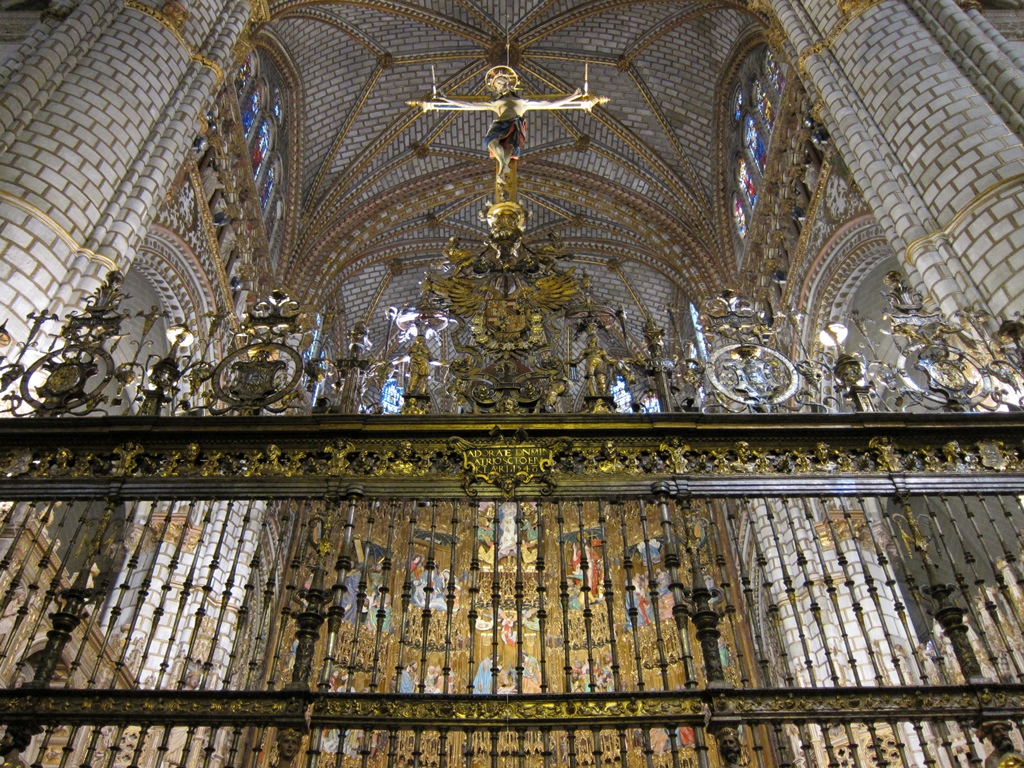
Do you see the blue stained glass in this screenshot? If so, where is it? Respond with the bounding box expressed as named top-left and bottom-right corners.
top-left (733, 195), bottom-right (747, 238)
top-left (738, 158), bottom-right (757, 208)
top-left (241, 88), bottom-right (261, 134)
top-left (272, 89), bottom-right (282, 122)
top-left (766, 50), bottom-right (785, 95)
top-left (611, 376), bottom-right (632, 413)
top-left (252, 119), bottom-right (270, 177)
top-left (745, 115), bottom-right (766, 173)
top-left (754, 78), bottom-right (775, 127)
top-left (381, 379), bottom-right (404, 414)
top-left (733, 88), bottom-right (743, 121)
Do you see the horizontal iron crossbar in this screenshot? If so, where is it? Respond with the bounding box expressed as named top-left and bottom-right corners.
top-left (0, 685), bottom-right (1021, 729)
top-left (0, 413), bottom-right (1022, 499)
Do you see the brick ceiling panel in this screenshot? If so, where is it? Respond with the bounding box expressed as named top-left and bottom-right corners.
top-left (572, 263), bottom-right (644, 318)
top-left (631, 9), bottom-right (752, 187)
top-left (405, 0), bottom-right (498, 31)
top-left (275, 17), bottom-right (379, 194)
top-left (338, 260), bottom-right (391, 323)
top-left (523, 59), bottom-right (687, 194)
top-left (512, 0), bottom-right (596, 35)
top-left (525, 3), bottom-right (684, 51)
top-left (310, 3), bottom-right (486, 48)
top-left (360, 263), bottom-right (435, 346)
top-left (483, 0), bottom-right (575, 30)
top-left (323, 65), bottom-right (436, 179)
top-left (334, 156), bottom-right (485, 216)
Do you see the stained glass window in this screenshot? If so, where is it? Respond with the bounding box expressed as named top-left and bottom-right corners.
top-left (381, 379), bottom-right (404, 414)
top-left (241, 87), bottom-right (261, 135)
top-left (754, 78), bottom-right (774, 128)
top-left (260, 164), bottom-right (276, 211)
top-left (272, 88), bottom-right (282, 122)
top-left (640, 392), bottom-right (661, 414)
top-left (252, 119), bottom-right (270, 177)
top-left (738, 158), bottom-right (757, 208)
top-left (733, 195), bottom-right (747, 238)
top-left (745, 115), bottom-right (766, 173)
top-left (235, 53), bottom-right (254, 93)
top-left (611, 376), bottom-right (632, 413)
top-left (733, 88), bottom-right (743, 121)
top-left (766, 49), bottom-right (785, 95)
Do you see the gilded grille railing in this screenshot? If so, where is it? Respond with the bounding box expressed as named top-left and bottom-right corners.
top-left (0, 414), bottom-right (1023, 767)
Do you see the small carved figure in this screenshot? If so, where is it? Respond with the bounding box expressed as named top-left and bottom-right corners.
top-left (575, 328), bottom-right (613, 397)
top-left (978, 721), bottom-right (1024, 768)
top-left (201, 158), bottom-right (223, 202)
top-left (275, 729), bottom-right (303, 767)
top-left (714, 727), bottom-right (743, 768)
top-left (405, 336), bottom-right (432, 397)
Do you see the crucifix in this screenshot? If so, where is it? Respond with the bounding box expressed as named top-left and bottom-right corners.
top-left (408, 65), bottom-right (607, 201)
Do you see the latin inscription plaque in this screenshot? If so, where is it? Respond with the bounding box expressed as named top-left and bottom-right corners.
top-left (461, 444), bottom-right (553, 496)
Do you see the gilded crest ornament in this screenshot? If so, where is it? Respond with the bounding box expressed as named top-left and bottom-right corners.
top-left (209, 289), bottom-right (308, 414)
top-left (707, 343), bottom-right (798, 408)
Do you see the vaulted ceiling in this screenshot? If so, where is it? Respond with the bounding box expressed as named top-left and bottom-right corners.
top-left (262, 0), bottom-right (764, 329)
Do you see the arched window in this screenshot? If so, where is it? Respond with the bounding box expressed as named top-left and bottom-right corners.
top-left (754, 78), bottom-right (774, 128)
top-left (732, 195), bottom-right (747, 238)
top-left (251, 118), bottom-right (271, 177)
top-left (640, 392), bottom-right (661, 414)
top-left (236, 53), bottom-right (288, 262)
top-left (727, 46), bottom-right (787, 244)
top-left (738, 158), bottom-right (757, 207)
top-left (381, 379), bottom-right (404, 414)
top-left (241, 86), bottom-right (262, 136)
top-left (260, 162), bottom-right (277, 211)
top-left (745, 115), bottom-right (766, 173)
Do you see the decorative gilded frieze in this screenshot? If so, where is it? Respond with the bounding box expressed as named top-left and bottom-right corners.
top-left (1, 431), bottom-right (1022, 498)
top-left (0, 686), bottom-right (1020, 728)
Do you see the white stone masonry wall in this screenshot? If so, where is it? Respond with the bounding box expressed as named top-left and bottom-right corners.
top-left (106, 499), bottom-right (266, 692)
top-left (0, 0), bottom-right (249, 341)
top-left (776, 0), bottom-right (1024, 318)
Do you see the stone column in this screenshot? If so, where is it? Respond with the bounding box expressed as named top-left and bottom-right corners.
top-left (0, 0), bottom-right (252, 341)
top-left (770, 0), bottom-right (1024, 319)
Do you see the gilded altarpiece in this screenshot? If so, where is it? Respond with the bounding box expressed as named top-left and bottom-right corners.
top-left (273, 497), bottom-right (739, 768)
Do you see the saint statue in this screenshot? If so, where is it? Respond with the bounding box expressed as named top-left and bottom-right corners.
top-left (409, 66), bottom-right (606, 186)
top-left (405, 335), bottom-right (432, 397)
top-left (574, 327), bottom-right (615, 397)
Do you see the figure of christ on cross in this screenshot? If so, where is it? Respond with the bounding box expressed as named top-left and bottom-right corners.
top-left (408, 66), bottom-right (607, 189)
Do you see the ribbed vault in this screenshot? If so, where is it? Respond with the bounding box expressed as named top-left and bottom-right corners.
top-left (266, 0), bottom-right (763, 316)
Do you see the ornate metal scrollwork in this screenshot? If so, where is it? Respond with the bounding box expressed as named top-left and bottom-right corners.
top-left (210, 289), bottom-right (308, 414)
top-left (707, 343), bottom-right (799, 408)
top-left (17, 271), bottom-right (126, 416)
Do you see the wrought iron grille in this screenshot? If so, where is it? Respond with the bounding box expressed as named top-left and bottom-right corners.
top-left (0, 413), bottom-right (1023, 768)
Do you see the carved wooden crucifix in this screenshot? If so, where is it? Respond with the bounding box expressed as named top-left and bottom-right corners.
top-left (409, 65), bottom-right (607, 201)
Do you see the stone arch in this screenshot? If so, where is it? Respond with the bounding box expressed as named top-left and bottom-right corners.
top-left (134, 225), bottom-right (218, 336)
top-left (794, 214), bottom-right (897, 349)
